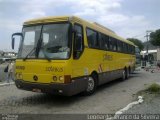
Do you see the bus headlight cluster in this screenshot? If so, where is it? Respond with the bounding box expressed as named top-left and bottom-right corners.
top-left (52, 76), bottom-right (64, 82)
top-left (16, 73), bottom-right (23, 79)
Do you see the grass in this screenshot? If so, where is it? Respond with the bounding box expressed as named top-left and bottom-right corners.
top-left (146, 83), bottom-right (160, 93)
top-left (132, 83), bottom-right (160, 103)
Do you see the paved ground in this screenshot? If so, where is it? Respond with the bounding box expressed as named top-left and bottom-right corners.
top-left (0, 70), bottom-right (160, 115)
top-left (124, 92), bottom-right (160, 114)
top-left (0, 71), bottom-right (160, 114)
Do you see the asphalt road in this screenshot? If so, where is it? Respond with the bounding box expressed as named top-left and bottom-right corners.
top-left (0, 70), bottom-right (160, 119)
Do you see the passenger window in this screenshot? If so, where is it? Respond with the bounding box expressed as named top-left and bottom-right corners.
top-left (113, 39), bottom-right (117, 51)
top-left (128, 45), bottom-right (131, 53)
top-left (109, 37), bottom-right (113, 50)
top-left (99, 33), bottom-right (109, 50)
top-left (104, 35), bottom-right (109, 50)
top-left (109, 37), bottom-right (117, 51)
top-left (132, 46), bottom-right (135, 54)
top-left (117, 41), bottom-right (123, 52)
top-left (117, 41), bottom-right (121, 52)
top-left (122, 42), bottom-right (125, 53)
top-left (123, 43), bottom-right (127, 53)
top-left (98, 33), bottom-right (103, 49)
top-left (126, 44), bottom-right (129, 53)
top-left (87, 28), bottom-right (99, 48)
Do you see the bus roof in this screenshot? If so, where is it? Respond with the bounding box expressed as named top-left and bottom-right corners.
top-left (24, 16), bottom-right (135, 46)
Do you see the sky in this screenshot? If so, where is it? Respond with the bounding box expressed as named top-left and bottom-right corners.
top-left (0, 0), bottom-right (160, 52)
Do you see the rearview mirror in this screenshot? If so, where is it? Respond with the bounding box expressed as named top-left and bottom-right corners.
top-left (11, 33), bottom-right (23, 50)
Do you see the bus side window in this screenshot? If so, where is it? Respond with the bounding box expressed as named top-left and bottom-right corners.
top-left (127, 45), bottom-right (129, 53)
top-left (132, 46), bottom-right (135, 54)
top-left (122, 42), bottom-right (126, 53)
top-left (113, 39), bottom-right (117, 51)
top-left (109, 37), bottom-right (113, 51)
top-left (99, 33), bottom-right (108, 50)
top-left (73, 24), bottom-right (84, 59)
top-left (104, 35), bottom-right (109, 50)
top-left (117, 41), bottom-right (121, 52)
top-left (98, 33), bottom-right (103, 49)
top-left (86, 28), bottom-right (98, 48)
top-left (129, 45), bottom-right (132, 54)
top-left (109, 37), bottom-right (117, 51)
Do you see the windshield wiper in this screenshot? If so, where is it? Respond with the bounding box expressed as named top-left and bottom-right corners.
top-left (41, 46), bottom-right (51, 62)
top-left (23, 47), bottom-right (36, 61)
top-left (23, 46), bottom-right (51, 61)
top-left (37, 38), bottom-right (51, 62)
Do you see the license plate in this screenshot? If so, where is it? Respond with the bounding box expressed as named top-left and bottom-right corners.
top-left (32, 88), bottom-right (41, 93)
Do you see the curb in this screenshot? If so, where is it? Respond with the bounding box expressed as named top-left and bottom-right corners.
top-left (0, 82), bottom-right (15, 87)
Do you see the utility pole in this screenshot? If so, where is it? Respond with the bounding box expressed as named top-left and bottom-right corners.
top-left (144, 30), bottom-right (153, 63)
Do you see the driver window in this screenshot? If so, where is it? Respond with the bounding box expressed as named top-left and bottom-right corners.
top-left (74, 24), bottom-right (83, 51)
top-left (73, 24), bottom-right (84, 59)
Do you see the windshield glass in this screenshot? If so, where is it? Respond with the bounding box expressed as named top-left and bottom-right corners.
top-left (39, 23), bottom-right (70, 59)
top-left (18, 23), bottom-right (70, 59)
top-left (18, 26), bottom-right (41, 58)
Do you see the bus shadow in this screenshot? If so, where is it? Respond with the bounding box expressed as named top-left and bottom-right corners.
top-left (96, 78), bottom-right (124, 93)
top-left (95, 72), bottom-right (140, 93)
top-left (0, 92), bottom-right (87, 108)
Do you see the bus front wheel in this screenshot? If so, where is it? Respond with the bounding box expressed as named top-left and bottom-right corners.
top-left (83, 75), bottom-right (97, 95)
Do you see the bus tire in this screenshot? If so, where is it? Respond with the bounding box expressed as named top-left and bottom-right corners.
top-left (125, 68), bottom-right (129, 79)
top-left (83, 75), bottom-right (97, 95)
top-left (121, 69), bottom-right (126, 81)
top-left (129, 67), bottom-right (131, 74)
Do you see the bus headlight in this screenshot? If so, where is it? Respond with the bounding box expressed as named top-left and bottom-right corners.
top-left (59, 76), bottom-right (64, 81)
top-left (52, 76), bottom-right (57, 81)
top-left (16, 73), bottom-right (23, 79)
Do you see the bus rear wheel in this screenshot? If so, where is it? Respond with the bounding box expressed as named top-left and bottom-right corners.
top-left (121, 68), bottom-right (129, 81)
top-left (125, 68), bottom-right (130, 79)
top-left (83, 75), bottom-right (97, 95)
top-left (121, 69), bottom-right (126, 81)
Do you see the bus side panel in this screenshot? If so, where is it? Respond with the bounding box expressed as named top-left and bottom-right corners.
top-left (72, 47), bottom-right (135, 85)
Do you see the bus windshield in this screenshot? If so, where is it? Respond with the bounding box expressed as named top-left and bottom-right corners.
top-left (18, 23), bottom-right (71, 59)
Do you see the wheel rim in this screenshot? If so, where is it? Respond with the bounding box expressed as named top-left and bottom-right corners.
top-left (86, 77), bottom-right (95, 92)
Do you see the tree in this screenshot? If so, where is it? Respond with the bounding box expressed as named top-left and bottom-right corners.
top-left (150, 29), bottom-right (160, 46)
top-left (127, 38), bottom-right (144, 50)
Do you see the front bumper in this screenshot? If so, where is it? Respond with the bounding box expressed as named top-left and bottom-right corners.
top-left (15, 77), bottom-right (88, 96)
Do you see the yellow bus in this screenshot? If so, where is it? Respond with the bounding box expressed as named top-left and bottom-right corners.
top-left (12, 16), bottom-right (136, 96)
